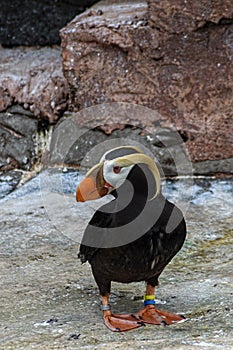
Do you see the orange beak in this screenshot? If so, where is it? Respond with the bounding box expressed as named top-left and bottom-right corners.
top-left (76, 176), bottom-right (113, 202)
top-left (76, 177), bottom-right (101, 202)
top-left (76, 162), bottom-right (114, 202)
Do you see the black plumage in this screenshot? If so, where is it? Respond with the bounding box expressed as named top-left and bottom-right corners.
top-left (79, 164), bottom-right (186, 295)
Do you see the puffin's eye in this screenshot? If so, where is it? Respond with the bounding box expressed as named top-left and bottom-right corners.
top-left (113, 165), bottom-right (122, 174)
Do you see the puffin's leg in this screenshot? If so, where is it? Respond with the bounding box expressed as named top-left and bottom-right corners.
top-left (101, 293), bottom-right (145, 332)
top-left (134, 284), bottom-right (185, 325)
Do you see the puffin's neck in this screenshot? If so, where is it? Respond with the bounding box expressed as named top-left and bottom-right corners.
top-left (110, 164), bottom-right (156, 226)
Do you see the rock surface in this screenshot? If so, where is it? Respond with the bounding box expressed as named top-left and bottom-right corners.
top-left (0, 45), bottom-right (68, 187)
top-left (0, 105), bottom-right (38, 172)
top-left (60, 0), bottom-right (233, 163)
top-left (0, 104), bottom-right (50, 196)
top-left (48, 107), bottom-right (232, 176)
top-left (0, 169), bottom-right (23, 199)
top-left (148, 0), bottom-right (233, 33)
top-left (0, 0), bottom-right (232, 184)
top-left (0, 0), bottom-right (99, 46)
top-left (0, 173), bottom-right (232, 349)
top-left (0, 46), bottom-right (68, 123)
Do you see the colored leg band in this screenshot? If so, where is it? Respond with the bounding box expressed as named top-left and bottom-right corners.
top-left (101, 304), bottom-right (111, 311)
top-left (144, 300), bottom-right (156, 306)
top-left (144, 294), bottom-right (155, 301)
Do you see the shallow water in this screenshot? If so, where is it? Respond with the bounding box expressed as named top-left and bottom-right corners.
top-left (0, 171), bottom-right (232, 349)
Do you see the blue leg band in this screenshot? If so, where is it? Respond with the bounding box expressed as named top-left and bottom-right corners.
top-left (144, 300), bottom-right (156, 306)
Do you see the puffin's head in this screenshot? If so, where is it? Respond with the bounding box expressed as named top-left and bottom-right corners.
top-left (76, 146), bottom-right (161, 202)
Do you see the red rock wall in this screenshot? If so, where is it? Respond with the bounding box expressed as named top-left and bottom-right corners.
top-left (0, 46), bottom-right (68, 123)
top-left (60, 0), bottom-right (233, 162)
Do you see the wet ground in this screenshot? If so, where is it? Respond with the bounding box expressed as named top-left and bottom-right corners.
top-left (0, 171), bottom-right (232, 349)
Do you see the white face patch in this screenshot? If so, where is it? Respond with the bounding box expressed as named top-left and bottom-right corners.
top-left (103, 160), bottom-right (134, 189)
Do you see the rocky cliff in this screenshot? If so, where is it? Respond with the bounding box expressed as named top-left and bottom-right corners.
top-left (61, 0), bottom-right (233, 163)
top-left (0, 0), bottom-right (233, 196)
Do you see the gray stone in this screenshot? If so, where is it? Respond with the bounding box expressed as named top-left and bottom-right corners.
top-left (0, 105), bottom-right (38, 171)
top-left (193, 158), bottom-right (233, 175)
top-left (0, 170), bottom-right (23, 198)
top-left (0, 173), bottom-right (232, 349)
top-left (45, 110), bottom-right (192, 177)
top-left (44, 110), bottom-right (232, 177)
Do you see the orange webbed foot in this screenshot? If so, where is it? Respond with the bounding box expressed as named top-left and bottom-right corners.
top-left (135, 305), bottom-right (185, 326)
top-left (103, 310), bottom-right (145, 332)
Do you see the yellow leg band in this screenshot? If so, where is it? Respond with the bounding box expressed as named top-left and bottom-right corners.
top-left (144, 294), bottom-right (155, 301)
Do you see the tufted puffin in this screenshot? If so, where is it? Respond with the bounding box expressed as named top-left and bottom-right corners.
top-left (76, 146), bottom-right (186, 332)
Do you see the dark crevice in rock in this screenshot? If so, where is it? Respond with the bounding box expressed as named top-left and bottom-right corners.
top-left (37, 119), bottom-right (50, 135)
top-left (0, 122), bottom-right (24, 139)
top-left (196, 17), bottom-right (233, 32)
top-left (152, 56), bottom-right (164, 62)
top-left (218, 17), bottom-right (233, 26)
top-left (178, 131), bottom-right (189, 143)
